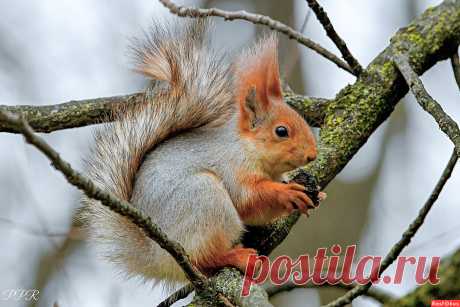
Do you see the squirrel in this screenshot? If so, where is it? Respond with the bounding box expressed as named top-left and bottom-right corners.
top-left (81, 19), bottom-right (322, 284)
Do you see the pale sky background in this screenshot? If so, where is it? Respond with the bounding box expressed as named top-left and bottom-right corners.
top-left (0, 1), bottom-right (459, 306)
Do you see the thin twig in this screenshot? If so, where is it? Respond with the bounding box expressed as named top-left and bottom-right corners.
top-left (395, 55), bottom-right (460, 157)
top-left (265, 281), bottom-right (394, 304)
top-left (157, 0), bottom-right (354, 74)
top-left (305, 0), bottom-right (363, 76)
top-left (0, 110), bottom-right (209, 292)
top-left (323, 150), bottom-right (458, 307)
top-left (452, 51), bottom-right (460, 90)
top-left (158, 284), bottom-right (194, 307)
top-left (284, 8), bottom-right (312, 79)
top-left (0, 92), bottom-right (329, 133)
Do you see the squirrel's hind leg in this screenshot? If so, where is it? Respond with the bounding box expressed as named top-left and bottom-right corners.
top-left (170, 172), bottom-right (252, 275)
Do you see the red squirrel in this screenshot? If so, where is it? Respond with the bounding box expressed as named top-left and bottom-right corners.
top-left (82, 20), bottom-right (324, 283)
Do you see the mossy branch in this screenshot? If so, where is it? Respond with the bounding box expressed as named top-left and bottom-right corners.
top-left (0, 92), bottom-right (328, 133)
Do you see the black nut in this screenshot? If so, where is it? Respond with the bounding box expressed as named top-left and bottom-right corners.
top-left (290, 169), bottom-right (320, 206)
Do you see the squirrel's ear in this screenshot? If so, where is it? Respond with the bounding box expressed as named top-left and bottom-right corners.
top-left (242, 87), bottom-right (266, 130)
top-left (235, 34), bottom-right (282, 110)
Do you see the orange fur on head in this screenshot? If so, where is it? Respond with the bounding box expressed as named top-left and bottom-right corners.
top-left (235, 34), bottom-right (283, 130)
top-left (234, 33), bottom-right (317, 178)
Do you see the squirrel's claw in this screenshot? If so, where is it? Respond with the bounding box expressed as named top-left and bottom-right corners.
top-left (318, 192), bottom-right (327, 202)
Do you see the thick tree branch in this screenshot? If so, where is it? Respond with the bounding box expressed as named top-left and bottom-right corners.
top-left (0, 111), bottom-right (211, 294)
top-left (157, 0), bottom-right (354, 74)
top-left (394, 55), bottom-right (460, 156)
top-left (0, 94), bottom-right (142, 133)
top-left (192, 268), bottom-right (273, 307)
top-left (324, 149), bottom-right (457, 307)
top-left (0, 92), bottom-right (328, 133)
top-left (305, 0), bottom-right (363, 76)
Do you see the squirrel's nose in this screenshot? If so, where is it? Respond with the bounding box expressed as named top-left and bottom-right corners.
top-left (305, 150), bottom-right (317, 163)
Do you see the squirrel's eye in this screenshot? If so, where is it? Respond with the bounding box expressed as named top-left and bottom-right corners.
top-left (275, 126), bottom-right (289, 138)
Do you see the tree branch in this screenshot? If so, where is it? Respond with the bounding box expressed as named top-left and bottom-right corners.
top-left (265, 281), bottom-right (395, 304)
top-left (0, 94), bottom-right (142, 133)
top-left (158, 284), bottom-right (194, 307)
top-left (324, 149), bottom-right (457, 307)
top-left (191, 268), bottom-right (273, 307)
top-left (0, 111), bottom-right (211, 294)
top-left (451, 51), bottom-right (460, 88)
top-left (0, 92), bottom-right (328, 133)
top-left (305, 0), bottom-right (363, 76)
top-left (157, 0), bottom-right (354, 75)
top-left (383, 248), bottom-right (460, 306)
top-left (394, 55), bottom-right (460, 156)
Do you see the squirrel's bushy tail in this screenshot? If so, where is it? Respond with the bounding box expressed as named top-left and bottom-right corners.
top-left (87, 19), bottom-right (233, 201)
top-left (81, 19), bottom-right (234, 281)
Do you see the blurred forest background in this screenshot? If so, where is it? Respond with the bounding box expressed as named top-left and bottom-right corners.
top-left (0, 0), bottom-right (459, 306)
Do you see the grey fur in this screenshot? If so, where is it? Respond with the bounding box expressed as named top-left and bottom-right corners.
top-left (81, 19), bottom-right (242, 283)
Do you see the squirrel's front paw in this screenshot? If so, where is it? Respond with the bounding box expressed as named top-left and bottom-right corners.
top-left (276, 183), bottom-right (315, 216)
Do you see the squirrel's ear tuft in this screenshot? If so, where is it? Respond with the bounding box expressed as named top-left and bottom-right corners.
top-left (235, 34), bottom-right (282, 109)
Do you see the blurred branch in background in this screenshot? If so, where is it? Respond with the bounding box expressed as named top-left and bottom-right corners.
top-left (284, 7), bottom-right (311, 80)
top-left (0, 217), bottom-right (71, 238)
top-left (260, 0), bottom-right (308, 93)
